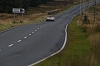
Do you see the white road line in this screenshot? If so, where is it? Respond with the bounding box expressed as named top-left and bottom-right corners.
top-left (8, 44), bottom-right (13, 47)
top-left (18, 40), bottom-right (21, 42)
top-left (32, 32), bottom-right (34, 33)
top-left (35, 30), bottom-right (37, 31)
top-left (24, 36), bottom-right (27, 38)
top-left (29, 34), bottom-right (31, 36)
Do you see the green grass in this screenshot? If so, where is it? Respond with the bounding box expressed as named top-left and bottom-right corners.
top-left (34, 16), bottom-right (91, 66)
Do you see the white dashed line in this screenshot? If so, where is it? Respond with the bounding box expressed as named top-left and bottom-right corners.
top-left (35, 30), bottom-right (37, 31)
top-left (18, 40), bottom-right (21, 42)
top-left (24, 36), bottom-right (27, 38)
top-left (29, 34), bottom-right (31, 36)
top-left (32, 32), bottom-right (34, 33)
top-left (8, 44), bottom-right (13, 47)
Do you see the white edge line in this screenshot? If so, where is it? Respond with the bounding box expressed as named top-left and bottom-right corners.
top-left (28, 24), bottom-right (68, 66)
top-left (29, 34), bottom-right (31, 36)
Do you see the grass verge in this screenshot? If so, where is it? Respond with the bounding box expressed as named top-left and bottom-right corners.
top-left (34, 16), bottom-right (91, 66)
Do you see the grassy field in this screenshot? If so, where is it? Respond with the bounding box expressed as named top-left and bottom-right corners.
top-left (77, 2), bottom-right (100, 66)
top-left (34, 16), bottom-right (91, 66)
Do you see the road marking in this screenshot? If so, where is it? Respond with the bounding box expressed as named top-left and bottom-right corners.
top-left (18, 40), bottom-right (21, 42)
top-left (0, 49), bottom-right (1, 51)
top-left (35, 30), bottom-right (37, 31)
top-left (32, 32), bottom-right (34, 33)
top-left (29, 34), bottom-right (31, 36)
top-left (8, 44), bottom-right (13, 47)
top-left (24, 36), bottom-right (27, 38)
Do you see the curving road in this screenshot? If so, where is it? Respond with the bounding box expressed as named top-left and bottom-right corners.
top-left (0, 0), bottom-right (100, 66)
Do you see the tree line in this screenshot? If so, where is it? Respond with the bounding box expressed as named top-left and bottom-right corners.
top-left (0, 0), bottom-right (54, 13)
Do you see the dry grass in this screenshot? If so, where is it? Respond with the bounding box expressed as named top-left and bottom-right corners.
top-left (81, 23), bottom-right (100, 35)
top-left (0, 13), bottom-right (47, 24)
top-left (77, 3), bottom-right (100, 66)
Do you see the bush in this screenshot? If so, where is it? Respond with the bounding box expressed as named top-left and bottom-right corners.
top-left (82, 14), bottom-right (90, 24)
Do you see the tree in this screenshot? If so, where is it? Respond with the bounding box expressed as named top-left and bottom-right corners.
top-left (0, 0), bottom-right (54, 13)
top-left (30, 0), bottom-right (42, 7)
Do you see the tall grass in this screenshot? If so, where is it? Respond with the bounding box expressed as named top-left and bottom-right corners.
top-left (77, 22), bottom-right (100, 66)
top-left (77, 3), bottom-right (100, 65)
top-left (81, 23), bottom-right (100, 36)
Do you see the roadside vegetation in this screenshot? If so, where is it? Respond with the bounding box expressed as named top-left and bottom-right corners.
top-left (77, 2), bottom-right (100, 66)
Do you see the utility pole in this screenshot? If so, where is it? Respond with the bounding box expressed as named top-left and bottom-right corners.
top-left (83, 0), bottom-right (85, 14)
top-left (81, 0), bottom-right (85, 15)
top-left (87, 0), bottom-right (89, 8)
top-left (86, 0), bottom-right (89, 16)
top-left (94, 0), bottom-right (96, 23)
top-left (80, 0), bottom-right (82, 14)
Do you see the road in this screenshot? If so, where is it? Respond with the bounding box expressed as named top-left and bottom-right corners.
top-left (0, 0), bottom-right (100, 66)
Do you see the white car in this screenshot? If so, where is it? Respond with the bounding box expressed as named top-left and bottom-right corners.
top-left (46, 15), bottom-right (55, 21)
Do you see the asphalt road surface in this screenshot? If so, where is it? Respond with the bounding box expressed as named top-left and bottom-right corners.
top-left (0, 0), bottom-right (100, 66)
